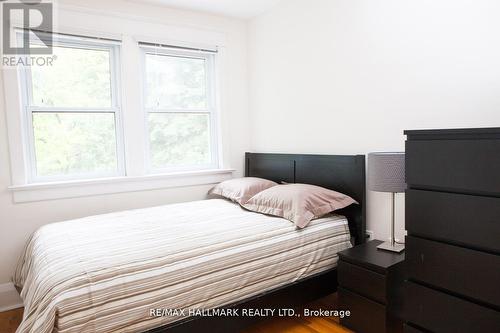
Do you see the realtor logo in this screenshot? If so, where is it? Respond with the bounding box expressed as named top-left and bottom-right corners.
top-left (1, 0), bottom-right (53, 55)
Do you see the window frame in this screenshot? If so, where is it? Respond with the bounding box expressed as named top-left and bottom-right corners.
top-left (140, 45), bottom-right (220, 174)
top-left (17, 32), bottom-right (126, 183)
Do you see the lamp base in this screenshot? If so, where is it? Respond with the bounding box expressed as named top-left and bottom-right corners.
top-left (377, 241), bottom-right (405, 253)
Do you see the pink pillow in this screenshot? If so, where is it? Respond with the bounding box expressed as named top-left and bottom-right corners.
top-left (208, 177), bottom-right (277, 204)
top-left (242, 183), bottom-right (357, 228)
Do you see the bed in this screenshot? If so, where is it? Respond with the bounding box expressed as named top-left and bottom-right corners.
top-left (14, 153), bottom-right (366, 333)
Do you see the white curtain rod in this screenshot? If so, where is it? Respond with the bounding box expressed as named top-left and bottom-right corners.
top-left (18, 28), bottom-right (122, 43)
top-left (138, 41), bottom-right (218, 53)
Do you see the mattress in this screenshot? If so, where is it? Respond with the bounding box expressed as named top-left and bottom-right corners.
top-left (14, 199), bottom-right (352, 333)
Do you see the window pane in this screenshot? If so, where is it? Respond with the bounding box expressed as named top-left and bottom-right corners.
top-left (33, 113), bottom-right (118, 177)
top-left (148, 113), bottom-right (211, 169)
top-left (31, 46), bottom-right (112, 108)
top-left (145, 54), bottom-right (207, 109)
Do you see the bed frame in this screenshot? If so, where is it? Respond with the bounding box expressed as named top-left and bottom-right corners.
top-left (149, 153), bottom-right (366, 333)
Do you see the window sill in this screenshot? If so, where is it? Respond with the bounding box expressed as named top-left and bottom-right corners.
top-left (8, 168), bottom-right (234, 203)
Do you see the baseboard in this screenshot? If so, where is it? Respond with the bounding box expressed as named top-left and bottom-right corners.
top-left (0, 282), bottom-right (23, 312)
top-left (0, 282), bottom-right (14, 293)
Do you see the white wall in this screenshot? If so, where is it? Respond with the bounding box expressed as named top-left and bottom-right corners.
top-left (3, 0), bottom-right (500, 286)
top-left (0, 0), bottom-right (250, 284)
top-left (248, 0), bottom-right (500, 241)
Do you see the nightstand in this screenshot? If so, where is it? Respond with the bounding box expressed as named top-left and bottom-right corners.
top-left (338, 240), bottom-right (405, 333)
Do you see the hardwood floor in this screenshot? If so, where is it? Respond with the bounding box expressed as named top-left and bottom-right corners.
top-left (0, 308), bottom-right (22, 333)
top-left (0, 294), bottom-right (353, 333)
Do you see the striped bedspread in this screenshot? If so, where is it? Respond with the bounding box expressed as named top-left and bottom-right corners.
top-left (14, 199), bottom-right (352, 333)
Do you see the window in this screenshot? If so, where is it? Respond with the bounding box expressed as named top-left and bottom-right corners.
top-left (7, 29), bottom-right (229, 199)
top-left (18, 32), bottom-right (124, 182)
top-left (141, 45), bottom-right (218, 172)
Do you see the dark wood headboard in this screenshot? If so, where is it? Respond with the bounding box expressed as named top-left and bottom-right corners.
top-left (245, 152), bottom-right (366, 245)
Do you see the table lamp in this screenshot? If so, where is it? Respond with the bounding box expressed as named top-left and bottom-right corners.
top-left (368, 152), bottom-right (406, 252)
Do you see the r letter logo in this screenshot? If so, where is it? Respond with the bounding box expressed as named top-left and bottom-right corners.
top-left (1, 0), bottom-right (53, 55)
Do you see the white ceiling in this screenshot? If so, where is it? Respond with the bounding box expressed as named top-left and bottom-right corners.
top-left (131, 0), bottom-right (282, 19)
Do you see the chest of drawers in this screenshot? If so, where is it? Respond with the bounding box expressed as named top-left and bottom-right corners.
top-left (404, 128), bottom-right (500, 332)
top-left (338, 240), bottom-right (405, 333)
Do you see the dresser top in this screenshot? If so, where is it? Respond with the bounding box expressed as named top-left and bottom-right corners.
top-left (405, 127), bottom-right (500, 140)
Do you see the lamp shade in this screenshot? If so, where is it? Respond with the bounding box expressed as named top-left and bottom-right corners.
top-left (368, 152), bottom-right (406, 193)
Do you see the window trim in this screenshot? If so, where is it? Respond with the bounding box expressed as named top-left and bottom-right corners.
top-left (17, 32), bottom-right (126, 183)
top-left (3, 26), bottom-right (231, 202)
top-left (8, 168), bottom-right (235, 203)
top-left (140, 45), bottom-right (220, 174)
